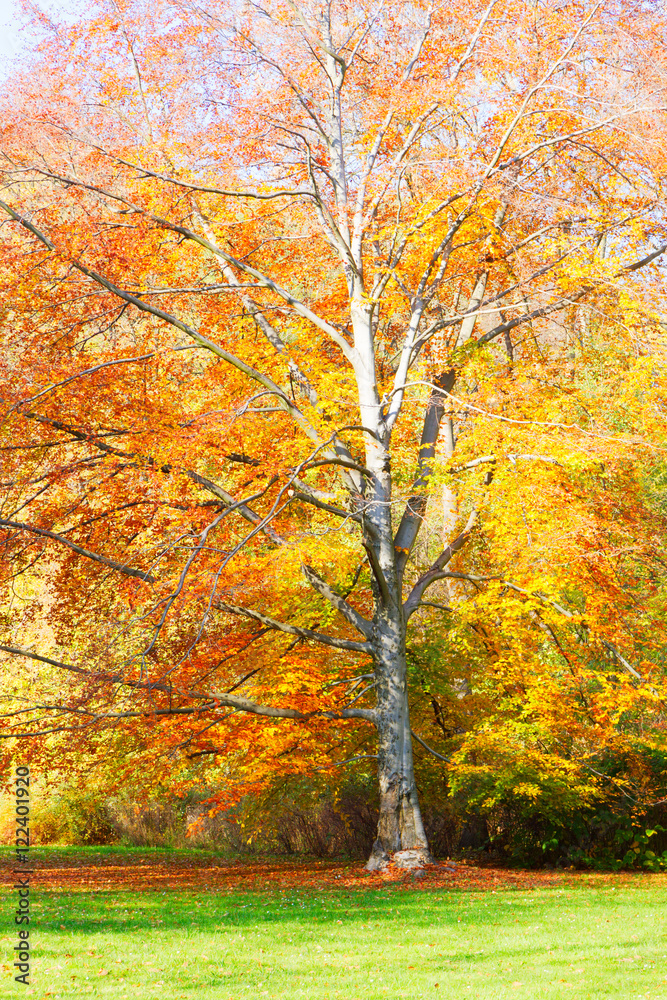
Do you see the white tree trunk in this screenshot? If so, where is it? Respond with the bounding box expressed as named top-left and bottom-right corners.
top-left (347, 300), bottom-right (434, 870)
top-left (367, 619), bottom-right (432, 870)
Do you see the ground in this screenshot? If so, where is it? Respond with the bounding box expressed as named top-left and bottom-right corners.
top-left (0, 847), bottom-right (664, 999)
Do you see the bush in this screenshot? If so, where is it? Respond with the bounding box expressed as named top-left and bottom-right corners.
top-left (220, 776), bottom-right (380, 857)
top-left (449, 726), bottom-right (667, 869)
top-left (32, 788), bottom-right (117, 845)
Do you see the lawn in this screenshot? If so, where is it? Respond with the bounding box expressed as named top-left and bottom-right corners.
top-left (0, 847), bottom-right (665, 999)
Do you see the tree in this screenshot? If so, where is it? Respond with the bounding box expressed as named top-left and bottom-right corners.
top-left (2, 0), bottom-right (667, 868)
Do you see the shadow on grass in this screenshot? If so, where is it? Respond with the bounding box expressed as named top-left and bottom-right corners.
top-left (32, 880), bottom-right (658, 966)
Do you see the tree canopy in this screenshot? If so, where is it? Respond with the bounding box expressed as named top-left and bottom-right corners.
top-left (2, 0), bottom-right (667, 867)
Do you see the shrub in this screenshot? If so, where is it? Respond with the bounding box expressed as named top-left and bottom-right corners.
top-left (449, 725), bottom-right (667, 868)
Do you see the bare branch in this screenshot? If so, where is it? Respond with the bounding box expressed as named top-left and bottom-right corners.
top-left (0, 644), bottom-right (197, 699)
top-left (0, 645), bottom-right (376, 725)
top-left (476, 290), bottom-right (589, 346)
top-left (186, 470), bottom-right (285, 546)
top-left (0, 644), bottom-right (91, 678)
top-left (302, 563), bottom-right (372, 638)
top-left (450, 454), bottom-right (562, 473)
top-left (317, 753), bottom-right (378, 767)
top-left (216, 601), bottom-right (372, 653)
top-left (393, 370), bottom-right (456, 580)
top-left (450, 0), bottom-right (497, 81)
top-left (622, 241), bottom-right (667, 273)
top-left (411, 729), bottom-right (450, 762)
top-left (10, 354), bottom-right (153, 411)
top-left (213, 688), bottom-right (376, 722)
top-left (0, 518), bottom-right (155, 583)
top-left (404, 508), bottom-right (479, 616)
top-left (484, 1), bottom-right (604, 176)
top-left (289, 489), bottom-right (362, 523)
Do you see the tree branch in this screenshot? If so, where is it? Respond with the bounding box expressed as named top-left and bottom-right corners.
top-left (0, 196), bottom-right (325, 447)
top-left (216, 601), bottom-right (372, 653)
top-left (450, 454), bottom-right (562, 473)
top-left (393, 370), bottom-right (456, 580)
top-left (212, 689), bottom-right (376, 723)
top-left (403, 508), bottom-right (478, 616)
top-left (450, 0), bottom-right (497, 81)
top-left (411, 729), bottom-right (450, 762)
top-left (435, 572), bottom-right (650, 687)
top-left (0, 518), bottom-right (155, 583)
top-left (301, 564), bottom-right (373, 638)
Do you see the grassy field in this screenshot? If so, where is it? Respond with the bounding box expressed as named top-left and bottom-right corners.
top-left (0, 847), bottom-right (665, 999)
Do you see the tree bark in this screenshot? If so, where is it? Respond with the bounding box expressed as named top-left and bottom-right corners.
top-left (367, 619), bottom-right (432, 870)
top-left (347, 295), bottom-right (435, 871)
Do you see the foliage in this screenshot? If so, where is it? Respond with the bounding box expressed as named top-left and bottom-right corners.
top-left (31, 786), bottom-right (117, 846)
top-left (2, 0), bottom-right (667, 858)
top-left (449, 727), bottom-right (667, 868)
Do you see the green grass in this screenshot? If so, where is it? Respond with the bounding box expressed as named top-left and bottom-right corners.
top-left (1, 850), bottom-right (666, 998)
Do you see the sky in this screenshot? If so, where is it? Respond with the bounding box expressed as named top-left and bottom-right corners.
top-left (0, 0), bottom-right (82, 68)
top-left (0, 0), bottom-right (21, 61)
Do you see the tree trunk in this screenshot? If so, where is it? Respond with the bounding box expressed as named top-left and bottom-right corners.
top-left (366, 617), bottom-right (433, 870)
top-left (348, 298), bottom-right (433, 871)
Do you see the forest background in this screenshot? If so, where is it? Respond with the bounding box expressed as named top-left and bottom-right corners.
top-left (2, 0), bottom-right (667, 872)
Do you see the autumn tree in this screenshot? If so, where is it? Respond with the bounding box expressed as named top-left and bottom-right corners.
top-left (2, 0), bottom-right (667, 867)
